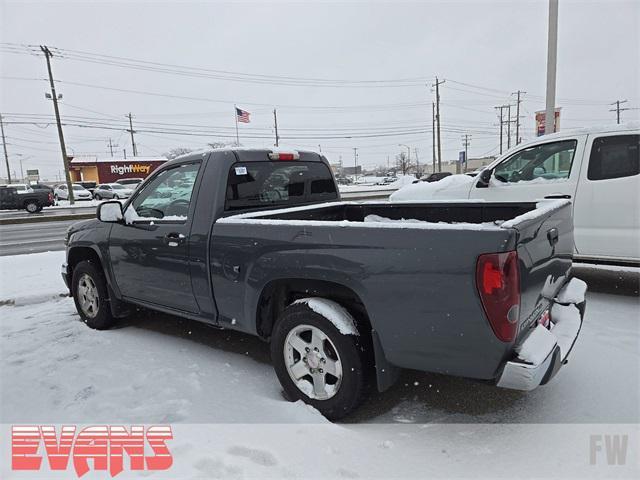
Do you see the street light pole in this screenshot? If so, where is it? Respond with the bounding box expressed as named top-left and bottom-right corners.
top-left (544, 0), bottom-right (559, 136)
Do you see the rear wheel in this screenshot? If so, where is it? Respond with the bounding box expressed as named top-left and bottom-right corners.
top-left (270, 300), bottom-right (368, 420)
top-left (71, 260), bottom-right (116, 330)
top-left (24, 201), bottom-right (41, 213)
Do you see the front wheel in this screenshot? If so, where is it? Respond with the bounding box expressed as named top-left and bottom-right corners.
top-left (270, 299), bottom-right (368, 420)
top-left (94, 194), bottom-right (101, 200)
top-left (24, 201), bottom-right (41, 213)
top-left (71, 260), bottom-right (116, 330)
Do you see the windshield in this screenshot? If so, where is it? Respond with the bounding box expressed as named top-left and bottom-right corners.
top-left (225, 161), bottom-right (338, 211)
top-left (72, 185), bottom-right (86, 191)
top-left (110, 184), bottom-right (126, 189)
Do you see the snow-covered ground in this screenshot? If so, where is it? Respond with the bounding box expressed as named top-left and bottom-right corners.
top-left (1, 253), bottom-right (638, 478)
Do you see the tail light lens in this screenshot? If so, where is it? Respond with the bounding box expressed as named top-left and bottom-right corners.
top-left (48, 193), bottom-right (53, 202)
top-left (476, 251), bottom-right (520, 342)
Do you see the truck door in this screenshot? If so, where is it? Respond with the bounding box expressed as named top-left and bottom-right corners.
top-left (108, 161), bottom-right (202, 313)
top-left (573, 133), bottom-right (640, 260)
top-left (469, 137), bottom-right (586, 204)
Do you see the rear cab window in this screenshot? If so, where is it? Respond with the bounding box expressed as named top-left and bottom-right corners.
top-left (587, 134), bottom-right (639, 180)
top-left (225, 161), bottom-right (338, 211)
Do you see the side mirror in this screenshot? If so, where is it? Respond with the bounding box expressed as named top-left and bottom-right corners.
top-left (476, 168), bottom-right (493, 189)
top-left (97, 201), bottom-right (123, 222)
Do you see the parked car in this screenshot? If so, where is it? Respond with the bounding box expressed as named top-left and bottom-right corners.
top-left (396, 125), bottom-right (640, 265)
top-left (74, 181), bottom-right (97, 195)
top-left (413, 172), bottom-right (452, 184)
top-left (115, 178), bottom-right (144, 189)
top-left (63, 148), bottom-right (586, 420)
top-left (0, 185), bottom-right (54, 213)
top-left (54, 183), bottom-right (93, 201)
top-left (93, 183), bottom-right (135, 200)
top-left (29, 182), bottom-right (54, 193)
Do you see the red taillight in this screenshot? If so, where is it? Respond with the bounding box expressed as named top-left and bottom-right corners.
top-left (476, 251), bottom-right (520, 342)
top-left (268, 152), bottom-right (299, 161)
top-left (48, 193), bottom-right (53, 202)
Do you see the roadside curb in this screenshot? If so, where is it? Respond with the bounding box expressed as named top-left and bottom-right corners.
top-left (0, 213), bottom-right (95, 225)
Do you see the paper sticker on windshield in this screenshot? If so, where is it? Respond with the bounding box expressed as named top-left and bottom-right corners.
top-left (235, 166), bottom-right (248, 175)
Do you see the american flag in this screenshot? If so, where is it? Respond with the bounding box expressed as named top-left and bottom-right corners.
top-left (236, 107), bottom-right (251, 123)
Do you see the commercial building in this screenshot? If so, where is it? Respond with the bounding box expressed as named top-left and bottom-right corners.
top-left (68, 156), bottom-right (167, 184)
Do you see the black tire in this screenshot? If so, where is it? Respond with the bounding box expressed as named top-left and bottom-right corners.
top-left (24, 201), bottom-right (41, 213)
top-left (71, 260), bottom-right (116, 330)
top-left (94, 194), bottom-right (101, 200)
top-left (270, 301), bottom-right (368, 420)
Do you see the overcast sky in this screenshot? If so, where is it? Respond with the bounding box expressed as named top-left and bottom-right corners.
top-left (1, 0), bottom-right (639, 180)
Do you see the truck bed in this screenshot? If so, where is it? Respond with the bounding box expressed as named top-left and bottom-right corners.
top-left (212, 199), bottom-right (573, 381)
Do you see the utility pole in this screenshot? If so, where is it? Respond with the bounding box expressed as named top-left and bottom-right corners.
top-left (544, 0), bottom-right (559, 136)
top-left (107, 137), bottom-right (118, 157)
top-left (512, 90), bottom-right (526, 145)
top-left (273, 108), bottom-right (280, 147)
top-left (41, 45), bottom-right (74, 204)
top-left (462, 134), bottom-right (471, 173)
top-left (609, 100), bottom-right (629, 124)
top-left (127, 113), bottom-right (138, 156)
top-left (353, 147), bottom-right (358, 182)
top-left (431, 102), bottom-right (436, 174)
top-left (414, 147), bottom-right (420, 177)
top-left (0, 113), bottom-right (11, 183)
top-left (432, 78), bottom-right (445, 172)
top-left (506, 104), bottom-right (512, 150)
top-left (495, 105), bottom-right (507, 155)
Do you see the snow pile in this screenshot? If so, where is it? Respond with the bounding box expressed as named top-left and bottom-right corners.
top-left (389, 174), bottom-right (474, 201)
top-left (0, 250), bottom-right (67, 304)
top-left (294, 298), bottom-right (359, 335)
top-left (556, 278), bottom-right (588, 304)
top-left (364, 214), bottom-right (426, 224)
top-left (516, 325), bottom-right (557, 365)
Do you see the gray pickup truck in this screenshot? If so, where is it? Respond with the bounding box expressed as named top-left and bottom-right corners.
top-left (62, 149), bottom-right (587, 419)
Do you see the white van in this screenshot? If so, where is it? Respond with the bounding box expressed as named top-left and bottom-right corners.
top-left (396, 124), bottom-right (640, 265)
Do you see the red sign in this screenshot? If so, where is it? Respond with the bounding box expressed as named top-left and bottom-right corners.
top-left (535, 108), bottom-right (562, 136)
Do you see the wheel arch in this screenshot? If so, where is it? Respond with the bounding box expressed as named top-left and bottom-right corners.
top-left (255, 278), bottom-right (399, 392)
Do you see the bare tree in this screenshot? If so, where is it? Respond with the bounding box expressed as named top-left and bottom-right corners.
top-left (207, 141), bottom-right (236, 149)
top-left (395, 151), bottom-right (412, 175)
top-left (164, 147), bottom-right (194, 160)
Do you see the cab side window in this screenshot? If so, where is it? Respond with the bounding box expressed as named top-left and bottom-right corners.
top-left (127, 163), bottom-right (200, 222)
top-left (493, 140), bottom-right (577, 183)
top-left (587, 135), bottom-right (639, 181)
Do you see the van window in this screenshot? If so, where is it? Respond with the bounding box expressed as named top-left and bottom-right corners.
top-left (587, 134), bottom-right (639, 181)
top-left (225, 161), bottom-right (338, 211)
top-left (493, 140), bottom-right (577, 183)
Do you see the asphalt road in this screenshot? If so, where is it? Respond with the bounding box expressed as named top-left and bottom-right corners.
top-left (0, 220), bottom-right (73, 256)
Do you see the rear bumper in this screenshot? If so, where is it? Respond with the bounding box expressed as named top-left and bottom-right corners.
top-left (497, 277), bottom-right (587, 391)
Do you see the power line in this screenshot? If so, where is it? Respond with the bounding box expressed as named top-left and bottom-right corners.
top-left (609, 100), bottom-right (629, 124)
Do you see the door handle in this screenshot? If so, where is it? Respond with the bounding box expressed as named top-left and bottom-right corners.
top-left (164, 232), bottom-right (186, 247)
top-left (547, 228), bottom-right (559, 247)
top-left (544, 194), bottom-right (572, 199)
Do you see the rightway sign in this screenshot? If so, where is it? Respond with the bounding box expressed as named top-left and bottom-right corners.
top-left (535, 108), bottom-right (562, 136)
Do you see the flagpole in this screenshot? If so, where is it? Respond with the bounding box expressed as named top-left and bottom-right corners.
top-left (234, 105), bottom-right (239, 146)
